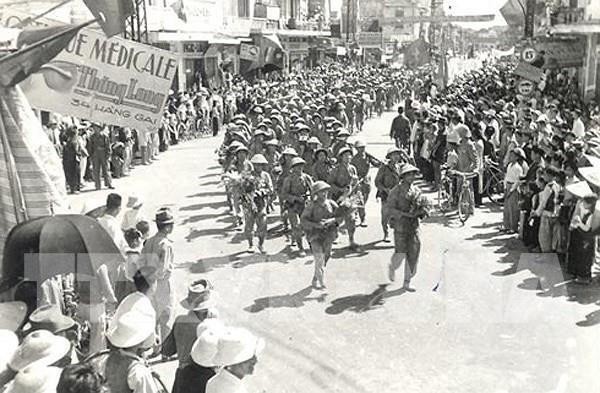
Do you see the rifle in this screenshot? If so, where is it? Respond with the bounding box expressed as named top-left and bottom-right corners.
top-left (336, 177), bottom-right (365, 208)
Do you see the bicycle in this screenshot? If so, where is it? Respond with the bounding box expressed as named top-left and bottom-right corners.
top-left (483, 158), bottom-right (505, 205)
top-left (437, 168), bottom-right (477, 223)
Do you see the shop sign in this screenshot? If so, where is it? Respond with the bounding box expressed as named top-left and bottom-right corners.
top-left (20, 28), bottom-right (179, 132)
top-left (177, 0), bottom-right (223, 32)
top-left (357, 32), bottom-right (382, 48)
top-left (533, 38), bottom-right (585, 69)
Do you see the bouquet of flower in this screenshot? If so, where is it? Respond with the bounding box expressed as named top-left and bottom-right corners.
top-left (408, 190), bottom-right (432, 219)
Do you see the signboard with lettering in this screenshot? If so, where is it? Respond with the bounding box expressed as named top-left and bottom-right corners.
top-left (357, 32), bottom-right (382, 48)
top-left (20, 29), bottom-right (179, 132)
top-left (534, 38), bottom-right (586, 69)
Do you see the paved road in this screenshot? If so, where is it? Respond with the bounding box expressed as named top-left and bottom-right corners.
top-left (68, 111), bottom-right (600, 393)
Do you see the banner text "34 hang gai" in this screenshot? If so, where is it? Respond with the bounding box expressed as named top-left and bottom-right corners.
top-left (21, 28), bottom-right (179, 132)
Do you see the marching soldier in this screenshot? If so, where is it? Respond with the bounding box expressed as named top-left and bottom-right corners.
top-left (277, 147), bottom-right (298, 235)
top-left (328, 147), bottom-right (361, 251)
top-left (243, 154), bottom-right (274, 254)
top-left (387, 164), bottom-right (428, 292)
top-left (302, 181), bottom-right (341, 290)
top-left (330, 129), bottom-right (351, 158)
top-left (350, 140), bottom-right (379, 227)
top-left (281, 157), bottom-right (314, 256)
top-left (303, 137), bottom-right (321, 175)
top-left (375, 147), bottom-right (404, 242)
top-left (312, 147), bottom-right (332, 182)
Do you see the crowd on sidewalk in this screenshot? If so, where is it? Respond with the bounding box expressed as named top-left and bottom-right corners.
top-left (4, 57), bottom-right (600, 393)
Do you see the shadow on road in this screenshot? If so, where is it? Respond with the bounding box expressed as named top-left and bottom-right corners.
top-left (325, 284), bottom-right (407, 315)
top-left (180, 246), bottom-right (297, 273)
top-left (186, 190), bottom-right (226, 198)
top-left (244, 286), bottom-right (327, 313)
top-left (180, 200), bottom-right (228, 212)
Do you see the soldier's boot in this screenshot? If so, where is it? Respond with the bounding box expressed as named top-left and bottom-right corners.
top-left (297, 238), bottom-right (306, 257)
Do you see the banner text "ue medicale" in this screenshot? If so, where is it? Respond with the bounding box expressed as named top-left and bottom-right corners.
top-left (64, 31), bottom-right (177, 81)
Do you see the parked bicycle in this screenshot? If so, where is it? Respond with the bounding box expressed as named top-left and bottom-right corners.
top-left (482, 158), bottom-right (505, 205)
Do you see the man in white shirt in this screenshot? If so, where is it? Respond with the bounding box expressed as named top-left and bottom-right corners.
top-left (98, 193), bottom-right (127, 254)
top-left (572, 109), bottom-right (585, 139)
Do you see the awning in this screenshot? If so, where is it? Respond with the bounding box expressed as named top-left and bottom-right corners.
top-left (550, 23), bottom-right (600, 34)
top-left (151, 31), bottom-right (213, 42)
top-left (277, 29), bottom-right (331, 37)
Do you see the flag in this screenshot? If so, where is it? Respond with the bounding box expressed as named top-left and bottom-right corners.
top-left (404, 38), bottom-right (431, 69)
top-left (0, 86), bottom-right (68, 269)
top-left (500, 0), bottom-right (525, 28)
top-left (170, 0), bottom-right (187, 23)
top-left (0, 22), bottom-right (90, 87)
top-left (82, 0), bottom-right (135, 37)
top-left (260, 34), bottom-right (285, 72)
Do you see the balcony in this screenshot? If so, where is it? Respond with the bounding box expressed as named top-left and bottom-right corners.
top-left (285, 18), bottom-right (330, 31)
top-left (550, 7), bottom-right (585, 25)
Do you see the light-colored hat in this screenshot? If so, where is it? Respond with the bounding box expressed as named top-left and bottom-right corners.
top-left (264, 139), bottom-right (279, 146)
top-left (106, 311), bottom-right (155, 349)
top-left (386, 147), bottom-right (402, 158)
top-left (455, 124), bottom-right (471, 139)
top-left (250, 154), bottom-right (268, 165)
top-left (512, 147), bottom-right (527, 161)
top-left (4, 365), bottom-right (62, 393)
top-left (337, 147), bottom-right (353, 157)
top-left (399, 164), bottom-right (419, 177)
top-left (580, 167), bottom-right (600, 188)
top-left (566, 181), bottom-right (594, 199)
top-left (9, 330), bottom-right (70, 371)
top-left (23, 305), bottom-right (75, 335)
top-left (191, 320), bottom-right (226, 367)
top-left (290, 157), bottom-right (306, 167)
top-left (584, 154), bottom-right (600, 168)
top-left (0, 301), bottom-right (27, 332)
top-left (0, 330), bottom-right (19, 374)
top-left (312, 181), bottom-right (331, 194)
top-left (210, 327), bottom-right (265, 367)
top-left (180, 279), bottom-right (217, 311)
top-left (336, 130), bottom-right (350, 138)
top-left (282, 147), bottom-right (298, 156)
top-left (354, 140), bottom-right (366, 148)
top-left (307, 136), bottom-right (321, 145)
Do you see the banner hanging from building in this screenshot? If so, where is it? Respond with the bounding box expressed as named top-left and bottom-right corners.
top-left (20, 28), bottom-right (179, 132)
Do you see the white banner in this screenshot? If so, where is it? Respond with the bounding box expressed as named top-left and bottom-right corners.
top-left (20, 29), bottom-right (179, 132)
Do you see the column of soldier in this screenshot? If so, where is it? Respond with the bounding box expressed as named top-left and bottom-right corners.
top-left (217, 67), bottom-right (419, 290)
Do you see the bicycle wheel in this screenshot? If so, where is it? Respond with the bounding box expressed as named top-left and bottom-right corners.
top-left (437, 186), bottom-right (449, 214)
top-left (486, 174), bottom-right (505, 205)
top-left (457, 185), bottom-right (473, 223)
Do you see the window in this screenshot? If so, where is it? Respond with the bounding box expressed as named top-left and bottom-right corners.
top-left (395, 8), bottom-right (404, 18)
top-left (239, 0), bottom-right (250, 17)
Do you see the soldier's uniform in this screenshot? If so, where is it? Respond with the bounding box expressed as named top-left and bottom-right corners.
top-left (350, 149), bottom-right (378, 226)
top-left (387, 165), bottom-right (423, 288)
top-left (328, 154), bottom-right (360, 247)
top-left (312, 157), bottom-right (331, 182)
top-left (374, 160), bottom-right (403, 240)
top-left (242, 158), bottom-right (274, 253)
top-left (281, 161), bottom-right (314, 253)
top-left (301, 183), bottom-right (339, 289)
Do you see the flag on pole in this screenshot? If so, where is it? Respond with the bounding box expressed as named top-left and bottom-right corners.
top-left (0, 22), bottom-right (91, 87)
top-left (0, 85), bottom-right (68, 268)
top-left (82, 0), bottom-right (135, 37)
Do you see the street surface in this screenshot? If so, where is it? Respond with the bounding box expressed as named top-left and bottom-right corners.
top-left (68, 111), bottom-right (600, 393)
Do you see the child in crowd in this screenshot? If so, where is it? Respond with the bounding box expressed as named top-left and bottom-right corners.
top-left (136, 220), bottom-right (151, 242)
top-left (115, 228), bottom-right (143, 302)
